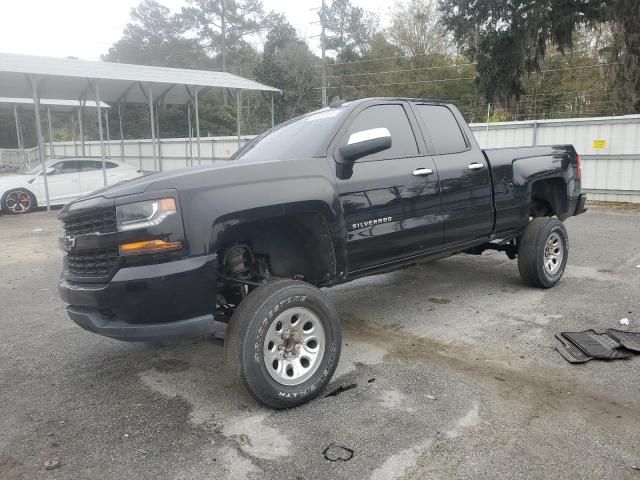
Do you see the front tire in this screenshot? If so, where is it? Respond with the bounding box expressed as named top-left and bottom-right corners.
top-left (224, 279), bottom-right (342, 408)
top-left (1, 188), bottom-right (36, 214)
top-left (517, 217), bottom-right (569, 288)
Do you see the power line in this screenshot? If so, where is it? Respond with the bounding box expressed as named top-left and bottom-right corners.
top-left (327, 62), bottom-right (618, 81)
top-left (319, 51), bottom-right (446, 68)
top-left (323, 76), bottom-right (476, 89)
top-left (327, 63), bottom-right (477, 79)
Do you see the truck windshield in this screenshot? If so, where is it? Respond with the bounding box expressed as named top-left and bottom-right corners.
top-left (234, 106), bottom-right (348, 161)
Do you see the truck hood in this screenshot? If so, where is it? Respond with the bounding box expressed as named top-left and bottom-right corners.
top-left (67, 159), bottom-right (266, 202)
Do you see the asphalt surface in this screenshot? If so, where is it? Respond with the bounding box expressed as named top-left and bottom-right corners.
top-left (1, 205), bottom-right (639, 479)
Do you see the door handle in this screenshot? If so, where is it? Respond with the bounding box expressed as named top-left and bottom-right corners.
top-left (467, 162), bottom-right (485, 170)
top-left (413, 168), bottom-right (434, 176)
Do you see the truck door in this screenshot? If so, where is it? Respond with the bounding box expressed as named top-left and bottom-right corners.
top-left (334, 102), bottom-right (443, 272)
top-left (411, 103), bottom-right (493, 245)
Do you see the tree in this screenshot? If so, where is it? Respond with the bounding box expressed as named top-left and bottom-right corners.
top-left (181, 0), bottom-right (266, 72)
top-left (254, 16), bottom-right (320, 122)
top-left (324, 0), bottom-right (373, 62)
top-left (105, 0), bottom-right (208, 68)
top-left (440, 0), bottom-right (640, 111)
top-left (388, 0), bottom-right (448, 58)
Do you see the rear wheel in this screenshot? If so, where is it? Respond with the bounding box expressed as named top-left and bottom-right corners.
top-left (1, 189), bottom-right (36, 214)
top-left (517, 217), bottom-right (569, 288)
top-left (224, 279), bottom-right (341, 408)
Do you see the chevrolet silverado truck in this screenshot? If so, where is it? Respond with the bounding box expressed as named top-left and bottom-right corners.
top-left (58, 98), bottom-right (587, 408)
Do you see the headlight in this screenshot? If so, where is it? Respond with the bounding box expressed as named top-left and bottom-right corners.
top-left (116, 198), bottom-right (177, 232)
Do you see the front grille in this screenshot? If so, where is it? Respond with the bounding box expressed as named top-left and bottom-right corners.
top-left (63, 208), bottom-right (116, 236)
top-left (66, 247), bottom-right (119, 277)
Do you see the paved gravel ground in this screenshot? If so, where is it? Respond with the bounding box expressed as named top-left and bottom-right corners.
top-left (1, 205), bottom-right (639, 479)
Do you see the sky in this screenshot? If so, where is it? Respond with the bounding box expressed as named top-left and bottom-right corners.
top-left (0, 0), bottom-right (392, 61)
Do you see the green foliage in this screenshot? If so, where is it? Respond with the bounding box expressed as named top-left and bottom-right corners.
top-left (254, 16), bottom-right (321, 121)
top-left (105, 0), bottom-right (209, 68)
top-left (440, 0), bottom-right (640, 112)
top-left (181, 0), bottom-right (266, 71)
top-left (324, 0), bottom-right (373, 62)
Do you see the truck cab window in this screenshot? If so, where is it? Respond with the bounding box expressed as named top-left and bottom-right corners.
top-left (415, 105), bottom-right (468, 155)
top-left (343, 104), bottom-right (418, 161)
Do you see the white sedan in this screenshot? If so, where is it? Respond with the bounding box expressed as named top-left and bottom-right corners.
top-left (0, 158), bottom-right (144, 214)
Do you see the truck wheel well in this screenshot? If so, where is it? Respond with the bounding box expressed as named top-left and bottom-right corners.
top-left (530, 178), bottom-right (566, 218)
top-left (217, 213), bottom-right (336, 285)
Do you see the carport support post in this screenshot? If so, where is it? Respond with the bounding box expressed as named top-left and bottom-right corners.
top-left (270, 93), bottom-right (275, 128)
top-left (148, 86), bottom-right (158, 171)
top-left (71, 114), bottom-right (78, 157)
top-left (105, 110), bottom-right (112, 158)
top-left (78, 104), bottom-right (86, 156)
top-left (194, 87), bottom-right (201, 164)
top-left (155, 103), bottom-right (162, 171)
top-left (13, 104), bottom-right (24, 165)
top-left (92, 80), bottom-right (108, 186)
top-left (118, 103), bottom-right (125, 161)
top-left (29, 75), bottom-right (51, 213)
top-left (236, 90), bottom-right (241, 150)
top-left (46, 107), bottom-right (54, 159)
top-left (187, 102), bottom-right (193, 167)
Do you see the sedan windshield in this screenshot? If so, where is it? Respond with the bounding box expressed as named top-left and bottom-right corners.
top-left (234, 106), bottom-right (349, 162)
top-left (24, 160), bottom-right (54, 175)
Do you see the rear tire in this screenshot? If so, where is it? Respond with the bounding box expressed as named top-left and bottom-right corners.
top-left (1, 188), bottom-right (36, 214)
top-left (224, 279), bottom-right (341, 408)
top-left (517, 217), bottom-right (569, 288)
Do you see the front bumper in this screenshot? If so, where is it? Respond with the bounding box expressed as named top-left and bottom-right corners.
top-left (59, 253), bottom-right (218, 341)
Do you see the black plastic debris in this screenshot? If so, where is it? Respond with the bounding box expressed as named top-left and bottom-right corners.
top-left (607, 329), bottom-right (640, 353)
top-left (325, 383), bottom-right (357, 398)
top-left (556, 329), bottom-right (636, 363)
top-left (323, 443), bottom-right (354, 462)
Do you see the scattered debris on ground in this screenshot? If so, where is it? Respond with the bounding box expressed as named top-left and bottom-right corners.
top-left (428, 298), bottom-right (451, 304)
top-left (323, 444), bottom-right (354, 462)
top-left (556, 329), bottom-right (640, 363)
top-left (43, 457), bottom-right (60, 470)
top-left (325, 383), bottom-right (357, 398)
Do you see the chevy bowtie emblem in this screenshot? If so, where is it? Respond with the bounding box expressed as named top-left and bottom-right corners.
top-left (64, 235), bottom-right (77, 250)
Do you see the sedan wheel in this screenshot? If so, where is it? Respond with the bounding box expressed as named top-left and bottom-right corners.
top-left (2, 189), bottom-right (36, 214)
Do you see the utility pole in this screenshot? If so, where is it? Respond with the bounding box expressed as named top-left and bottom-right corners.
top-left (221, 0), bottom-right (227, 73)
top-left (320, 0), bottom-right (327, 107)
top-left (310, 2), bottom-right (328, 106)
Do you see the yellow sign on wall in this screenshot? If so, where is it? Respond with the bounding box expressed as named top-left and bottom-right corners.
top-left (592, 139), bottom-right (607, 149)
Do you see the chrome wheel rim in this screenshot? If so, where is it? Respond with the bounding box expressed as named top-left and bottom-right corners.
top-left (263, 307), bottom-right (326, 386)
top-left (5, 190), bottom-right (31, 213)
top-left (544, 232), bottom-right (564, 275)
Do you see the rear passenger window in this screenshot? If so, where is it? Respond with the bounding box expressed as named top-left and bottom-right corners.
top-left (80, 161), bottom-right (118, 171)
top-left (415, 105), bottom-right (468, 155)
top-left (343, 104), bottom-right (418, 161)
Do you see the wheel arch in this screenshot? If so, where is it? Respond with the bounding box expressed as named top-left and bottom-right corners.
top-left (212, 202), bottom-right (342, 285)
top-left (528, 177), bottom-right (568, 219)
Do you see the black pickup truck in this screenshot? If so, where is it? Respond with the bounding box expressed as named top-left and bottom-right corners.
top-left (58, 98), bottom-right (586, 408)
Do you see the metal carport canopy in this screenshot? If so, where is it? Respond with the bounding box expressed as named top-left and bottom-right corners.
top-left (0, 52), bottom-right (281, 103)
top-left (0, 53), bottom-right (281, 213)
top-left (0, 97), bottom-right (109, 111)
top-left (0, 97), bottom-right (111, 166)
